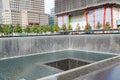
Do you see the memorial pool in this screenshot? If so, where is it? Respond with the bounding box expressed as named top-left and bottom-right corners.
top-left (0, 50), bottom-right (116, 80)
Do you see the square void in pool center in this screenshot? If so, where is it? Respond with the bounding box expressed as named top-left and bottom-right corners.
top-left (45, 58), bottom-right (90, 71)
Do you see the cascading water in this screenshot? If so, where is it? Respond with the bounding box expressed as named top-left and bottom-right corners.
top-left (0, 34), bottom-right (120, 59)
top-left (0, 35), bottom-right (119, 80)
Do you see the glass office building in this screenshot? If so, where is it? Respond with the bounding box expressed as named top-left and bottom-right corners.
top-left (55, 0), bottom-right (120, 30)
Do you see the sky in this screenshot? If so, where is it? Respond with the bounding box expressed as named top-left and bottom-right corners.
top-left (45, 0), bottom-right (54, 14)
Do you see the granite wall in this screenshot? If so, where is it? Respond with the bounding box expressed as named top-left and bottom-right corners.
top-left (37, 56), bottom-right (120, 80)
top-left (0, 36), bottom-right (69, 58)
top-left (0, 34), bottom-right (120, 58)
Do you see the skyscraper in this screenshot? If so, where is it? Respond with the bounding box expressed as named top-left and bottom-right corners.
top-left (55, 0), bottom-right (120, 30)
top-left (0, 0), bottom-right (2, 24)
top-left (49, 8), bottom-right (55, 26)
top-left (51, 8), bottom-right (55, 16)
top-left (1, 0), bottom-right (48, 27)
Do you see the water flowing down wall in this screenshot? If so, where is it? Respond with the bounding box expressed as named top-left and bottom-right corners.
top-left (0, 34), bottom-right (120, 58)
top-left (69, 35), bottom-right (120, 53)
top-left (0, 36), bottom-right (70, 58)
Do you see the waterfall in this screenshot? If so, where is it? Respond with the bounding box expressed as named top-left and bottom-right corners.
top-left (0, 34), bottom-right (120, 58)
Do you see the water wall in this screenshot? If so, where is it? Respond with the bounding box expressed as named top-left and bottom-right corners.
top-left (70, 35), bottom-right (120, 53)
top-left (0, 34), bottom-right (120, 58)
top-left (0, 36), bottom-right (70, 58)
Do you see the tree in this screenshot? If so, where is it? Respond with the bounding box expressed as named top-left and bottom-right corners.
top-left (2, 24), bottom-right (13, 35)
top-left (61, 24), bottom-right (67, 31)
top-left (42, 25), bottom-right (47, 33)
top-left (85, 24), bottom-right (91, 30)
top-left (68, 24), bottom-right (72, 31)
top-left (50, 26), bottom-right (54, 33)
top-left (2, 25), bottom-right (8, 35)
top-left (45, 25), bottom-right (51, 32)
top-left (38, 25), bottom-right (44, 33)
top-left (14, 24), bottom-right (22, 33)
top-left (47, 25), bottom-right (54, 32)
top-left (104, 22), bottom-right (111, 29)
top-left (8, 25), bottom-right (14, 34)
top-left (53, 23), bottom-right (60, 32)
top-left (0, 25), bottom-right (3, 33)
top-left (31, 23), bottom-right (39, 33)
top-left (96, 22), bottom-right (102, 29)
top-left (24, 26), bottom-right (31, 33)
top-left (76, 24), bottom-right (81, 31)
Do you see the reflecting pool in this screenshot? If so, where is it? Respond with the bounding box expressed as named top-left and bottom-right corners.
top-left (0, 50), bottom-right (116, 80)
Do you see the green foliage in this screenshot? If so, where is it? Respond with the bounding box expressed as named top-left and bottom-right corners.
top-left (0, 25), bottom-right (3, 33)
top-left (49, 26), bottom-right (54, 32)
top-left (85, 24), bottom-right (91, 30)
top-left (8, 25), bottom-right (14, 34)
top-left (96, 22), bottom-right (102, 29)
top-left (47, 25), bottom-right (54, 32)
top-left (104, 22), bottom-right (111, 29)
top-left (68, 24), bottom-right (72, 31)
top-left (24, 26), bottom-right (31, 33)
top-left (2, 25), bottom-right (9, 35)
top-left (2, 25), bottom-right (13, 34)
top-left (31, 23), bottom-right (39, 33)
top-left (53, 23), bottom-right (60, 32)
top-left (46, 25), bottom-right (52, 32)
top-left (38, 25), bottom-right (48, 33)
top-left (42, 25), bottom-right (47, 33)
top-left (14, 24), bottom-right (22, 33)
top-left (76, 24), bottom-right (80, 31)
top-left (61, 24), bottom-right (67, 31)
top-left (38, 25), bottom-right (44, 33)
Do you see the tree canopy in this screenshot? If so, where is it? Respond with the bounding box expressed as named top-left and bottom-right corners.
top-left (61, 24), bottom-right (67, 31)
top-left (24, 26), bottom-right (31, 33)
top-left (104, 22), bottom-right (111, 29)
top-left (85, 24), bottom-right (91, 30)
top-left (53, 23), bottom-right (60, 32)
top-left (31, 23), bottom-right (39, 33)
top-left (68, 24), bottom-right (72, 31)
top-left (96, 22), bottom-right (102, 29)
top-left (14, 24), bottom-right (22, 33)
top-left (0, 25), bottom-right (3, 33)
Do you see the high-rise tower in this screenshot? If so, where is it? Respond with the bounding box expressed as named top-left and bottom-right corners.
top-left (1, 0), bottom-right (48, 27)
top-left (0, 0), bottom-right (2, 24)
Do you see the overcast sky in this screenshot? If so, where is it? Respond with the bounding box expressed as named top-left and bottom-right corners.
top-left (45, 0), bottom-right (54, 14)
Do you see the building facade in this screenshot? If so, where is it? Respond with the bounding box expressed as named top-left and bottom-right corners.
top-left (0, 0), bottom-right (2, 24)
top-left (55, 0), bottom-right (120, 30)
top-left (1, 0), bottom-right (48, 28)
top-left (49, 8), bottom-right (55, 26)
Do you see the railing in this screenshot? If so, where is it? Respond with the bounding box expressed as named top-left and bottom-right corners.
top-left (60, 29), bottom-right (120, 35)
top-left (0, 29), bottom-right (120, 38)
top-left (71, 29), bottom-right (120, 35)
